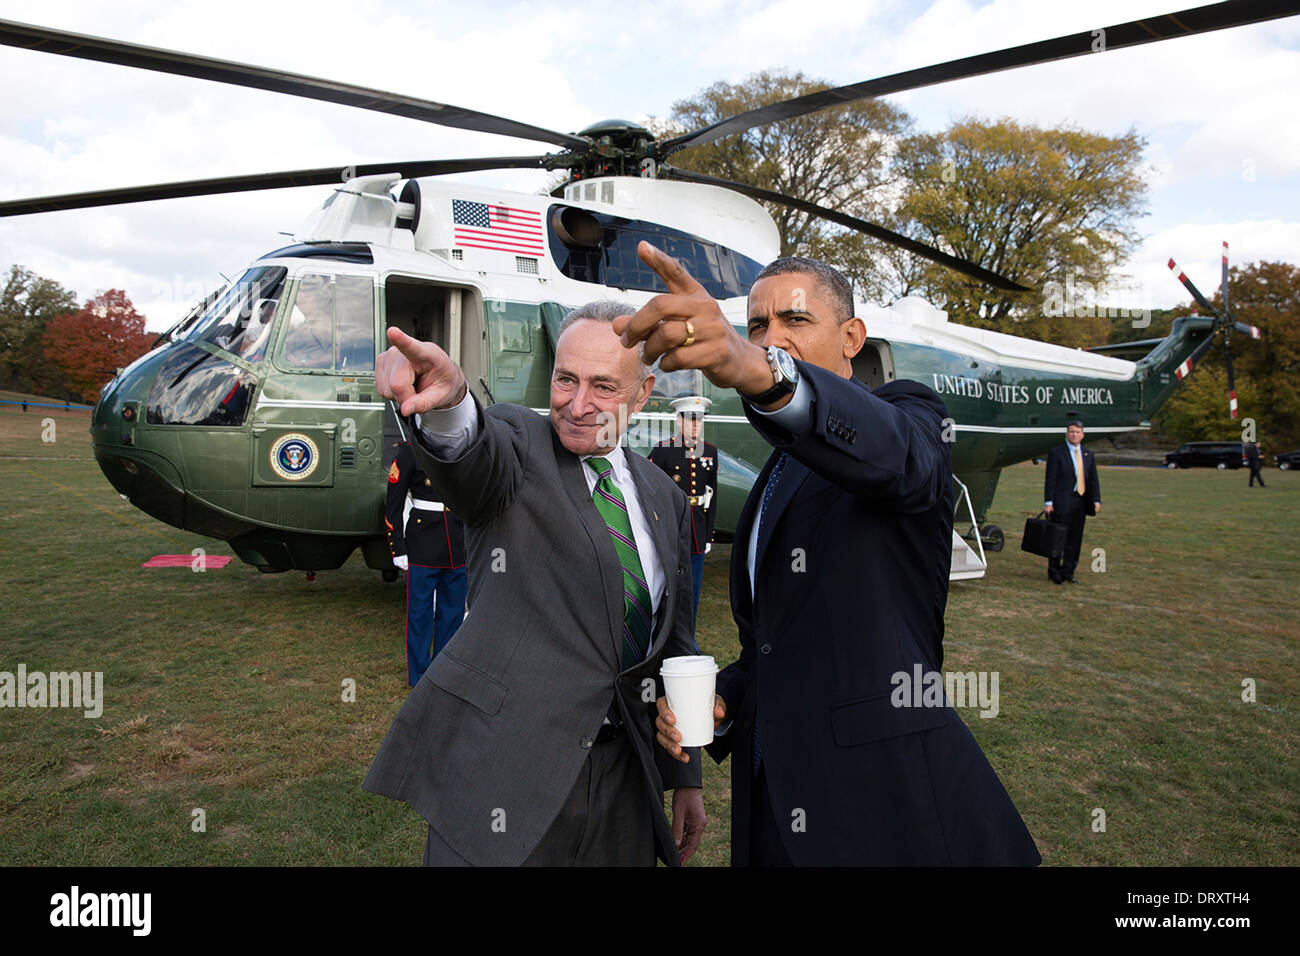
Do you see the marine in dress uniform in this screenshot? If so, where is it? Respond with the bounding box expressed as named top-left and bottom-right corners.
top-left (648, 396), bottom-right (718, 620)
top-left (386, 440), bottom-right (468, 685)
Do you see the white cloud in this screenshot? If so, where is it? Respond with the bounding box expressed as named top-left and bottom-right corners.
top-left (1127, 220), bottom-right (1300, 312)
top-left (1, 0), bottom-right (1296, 330)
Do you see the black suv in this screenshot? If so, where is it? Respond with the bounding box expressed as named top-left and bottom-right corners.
top-left (1164, 441), bottom-right (1248, 469)
top-left (1275, 450), bottom-right (1300, 471)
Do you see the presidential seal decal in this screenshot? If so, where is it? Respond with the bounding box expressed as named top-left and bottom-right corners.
top-left (269, 433), bottom-right (320, 480)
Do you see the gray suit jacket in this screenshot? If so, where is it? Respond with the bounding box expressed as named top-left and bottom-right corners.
top-left (363, 399), bottom-right (701, 866)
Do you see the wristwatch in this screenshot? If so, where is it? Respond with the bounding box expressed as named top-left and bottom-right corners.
top-left (741, 346), bottom-right (800, 406)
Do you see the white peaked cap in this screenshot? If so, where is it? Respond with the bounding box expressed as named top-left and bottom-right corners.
top-left (671, 396), bottom-right (712, 417)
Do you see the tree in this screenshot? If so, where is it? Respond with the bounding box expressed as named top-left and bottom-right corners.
top-left (1154, 261), bottom-right (1300, 452)
top-left (662, 71), bottom-right (912, 259)
top-left (42, 289), bottom-right (153, 403)
top-left (876, 118), bottom-right (1148, 346)
top-left (0, 265), bottom-right (78, 395)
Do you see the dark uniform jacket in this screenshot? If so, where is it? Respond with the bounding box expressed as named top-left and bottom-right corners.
top-left (385, 441), bottom-right (466, 568)
top-left (648, 438), bottom-right (718, 555)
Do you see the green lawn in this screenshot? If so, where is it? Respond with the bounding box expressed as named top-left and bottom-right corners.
top-left (1, 406), bottom-right (1296, 865)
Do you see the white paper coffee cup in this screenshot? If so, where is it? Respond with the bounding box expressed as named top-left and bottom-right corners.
top-left (660, 655), bottom-right (719, 747)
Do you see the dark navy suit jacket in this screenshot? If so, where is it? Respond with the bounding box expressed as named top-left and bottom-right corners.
top-left (707, 361), bottom-right (1041, 865)
top-left (1044, 442), bottom-right (1101, 517)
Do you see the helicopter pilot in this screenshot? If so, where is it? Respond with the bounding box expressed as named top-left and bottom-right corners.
top-left (385, 440), bottom-right (468, 686)
top-left (648, 395), bottom-right (718, 622)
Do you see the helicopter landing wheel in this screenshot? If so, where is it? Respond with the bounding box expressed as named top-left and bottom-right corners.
top-left (382, 569), bottom-right (399, 583)
top-left (981, 525), bottom-right (1005, 552)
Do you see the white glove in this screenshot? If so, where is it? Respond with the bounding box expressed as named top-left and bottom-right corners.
top-left (701, 486), bottom-right (714, 510)
top-left (392, 554), bottom-right (409, 571)
top-left (705, 543), bottom-right (712, 554)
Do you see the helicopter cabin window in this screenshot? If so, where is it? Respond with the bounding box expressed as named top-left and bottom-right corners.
top-left (194, 266), bottom-right (287, 362)
top-left (548, 207), bottom-right (764, 301)
top-left (280, 273), bottom-right (375, 372)
top-left (496, 304), bottom-right (533, 353)
top-left (650, 367), bottom-right (701, 402)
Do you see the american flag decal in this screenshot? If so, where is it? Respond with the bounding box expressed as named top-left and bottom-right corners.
top-left (452, 200), bottom-right (543, 255)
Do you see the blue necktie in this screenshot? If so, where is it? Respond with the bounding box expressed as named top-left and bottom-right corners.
top-left (752, 452), bottom-right (788, 775)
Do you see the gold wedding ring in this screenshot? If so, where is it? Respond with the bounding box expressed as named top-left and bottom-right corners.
top-left (682, 320), bottom-right (696, 348)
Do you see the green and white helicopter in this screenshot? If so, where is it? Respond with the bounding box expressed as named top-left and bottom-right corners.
top-left (0, 1), bottom-right (1282, 580)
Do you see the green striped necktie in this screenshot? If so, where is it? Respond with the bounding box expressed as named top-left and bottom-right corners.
top-left (586, 456), bottom-right (653, 670)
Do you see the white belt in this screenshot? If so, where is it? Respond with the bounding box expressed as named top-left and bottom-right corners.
top-left (411, 500), bottom-right (445, 512)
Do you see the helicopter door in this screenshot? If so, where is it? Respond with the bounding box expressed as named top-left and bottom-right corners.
top-left (852, 340), bottom-right (894, 389)
top-left (381, 277), bottom-right (486, 456)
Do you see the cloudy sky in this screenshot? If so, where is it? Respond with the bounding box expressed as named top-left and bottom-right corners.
top-left (1, 0), bottom-right (1297, 330)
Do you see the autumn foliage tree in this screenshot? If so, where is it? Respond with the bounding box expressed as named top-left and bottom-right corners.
top-left (663, 71), bottom-right (912, 259)
top-left (0, 265), bottom-right (78, 396)
top-left (870, 118), bottom-right (1148, 345)
top-left (43, 289), bottom-right (153, 403)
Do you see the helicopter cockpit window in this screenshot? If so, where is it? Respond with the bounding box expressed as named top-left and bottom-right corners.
top-left (280, 273), bottom-right (375, 372)
top-left (146, 342), bottom-right (256, 427)
top-left (548, 208), bottom-right (764, 300)
top-left (192, 266), bottom-right (287, 361)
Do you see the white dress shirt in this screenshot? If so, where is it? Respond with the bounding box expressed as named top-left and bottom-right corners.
top-left (745, 377), bottom-right (813, 599)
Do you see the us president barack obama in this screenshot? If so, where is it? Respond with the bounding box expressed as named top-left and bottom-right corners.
top-left (627, 243), bottom-right (1040, 866)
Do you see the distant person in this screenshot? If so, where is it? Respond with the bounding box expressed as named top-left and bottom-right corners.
top-left (21, 401), bottom-right (28, 412)
top-left (1246, 441), bottom-right (1266, 488)
top-left (385, 439), bottom-right (467, 686)
top-left (648, 395), bottom-right (718, 619)
top-left (1044, 420), bottom-right (1101, 584)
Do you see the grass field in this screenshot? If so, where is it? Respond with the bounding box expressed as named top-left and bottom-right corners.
top-left (1, 400), bottom-right (1296, 866)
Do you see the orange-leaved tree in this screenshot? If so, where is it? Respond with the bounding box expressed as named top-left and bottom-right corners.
top-left (43, 289), bottom-right (154, 403)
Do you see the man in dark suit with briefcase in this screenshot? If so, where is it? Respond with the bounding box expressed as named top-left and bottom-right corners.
top-left (1044, 420), bottom-right (1101, 584)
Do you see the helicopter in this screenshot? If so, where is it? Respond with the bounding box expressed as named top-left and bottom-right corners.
top-left (0, 1), bottom-right (1288, 581)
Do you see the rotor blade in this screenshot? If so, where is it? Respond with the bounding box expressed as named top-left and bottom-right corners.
top-left (1168, 256), bottom-right (1224, 319)
top-left (1235, 321), bottom-right (1262, 339)
top-left (660, 166), bottom-right (1030, 292)
top-left (1224, 334), bottom-right (1238, 419)
top-left (1174, 331), bottom-right (1218, 381)
top-left (0, 156), bottom-right (553, 217)
top-left (1221, 240), bottom-right (1231, 313)
top-left (0, 19), bottom-right (589, 150)
top-left (661, 0), bottom-right (1300, 155)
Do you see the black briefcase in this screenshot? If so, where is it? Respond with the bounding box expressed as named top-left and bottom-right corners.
top-left (1021, 511), bottom-right (1066, 559)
